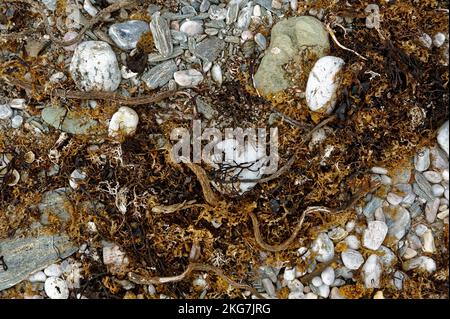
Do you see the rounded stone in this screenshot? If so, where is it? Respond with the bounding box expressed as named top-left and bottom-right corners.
top-left (437, 121), bottom-right (449, 156)
top-left (108, 106), bottom-right (139, 138)
top-left (431, 184), bottom-right (445, 197)
top-left (321, 266), bottom-right (335, 286)
top-left (423, 171), bottom-right (443, 184)
top-left (44, 264), bottom-right (63, 277)
top-left (108, 20), bottom-right (150, 51)
top-left (311, 233), bottom-right (334, 263)
top-left (44, 277), bottom-right (69, 299)
top-left (69, 41), bottom-right (121, 92)
top-left (362, 221), bottom-right (388, 251)
top-left (0, 104), bottom-right (13, 120)
top-left (180, 20), bottom-right (204, 36)
top-left (341, 249), bottom-right (364, 270)
top-left (174, 69), bottom-right (204, 87)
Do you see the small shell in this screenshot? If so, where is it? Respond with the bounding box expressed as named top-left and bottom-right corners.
top-left (7, 169), bottom-right (20, 186)
top-left (24, 151), bottom-right (35, 164)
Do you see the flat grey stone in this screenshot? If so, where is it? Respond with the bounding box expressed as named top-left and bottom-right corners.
top-left (194, 36), bottom-right (225, 62)
top-left (41, 106), bottom-right (99, 135)
top-left (0, 235), bottom-right (77, 291)
top-left (363, 196), bottom-right (383, 219)
top-left (150, 12), bottom-right (173, 57)
top-left (142, 60), bottom-right (177, 89)
top-left (384, 206), bottom-right (411, 240)
top-left (38, 188), bottom-right (73, 225)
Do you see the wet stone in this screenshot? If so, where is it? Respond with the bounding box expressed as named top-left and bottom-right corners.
top-left (194, 36), bottom-right (225, 62)
top-left (108, 20), bottom-right (150, 51)
top-left (150, 12), bottom-right (173, 57)
top-left (363, 196), bottom-right (384, 219)
top-left (41, 106), bottom-right (99, 135)
top-left (384, 206), bottom-right (411, 241)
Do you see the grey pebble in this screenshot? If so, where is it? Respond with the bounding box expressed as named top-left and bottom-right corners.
top-left (423, 171), bottom-right (442, 184)
top-left (254, 33), bottom-right (267, 50)
top-left (425, 198), bottom-right (440, 223)
top-left (148, 46), bottom-right (184, 63)
top-left (384, 206), bottom-right (411, 240)
top-left (194, 36), bottom-right (225, 62)
top-left (0, 104), bottom-right (13, 120)
top-left (142, 60), bottom-right (177, 89)
top-left (11, 115), bottom-right (23, 129)
top-left (226, 3), bottom-right (239, 25)
top-left (363, 196), bottom-right (383, 219)
top-left (150, 12), bottom-right (173, 57)
top-left (108, 20), bottom-right (150, 51)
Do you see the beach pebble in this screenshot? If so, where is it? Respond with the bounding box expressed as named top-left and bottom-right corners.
top-left (211, 64), bottom-right (223, 85)
top-left (261, 278), bottom-right (276, 297)
top-left (321, 266), bottom-right (335, 286)
top-left (174, 69), bottom-right (204, 87)
top-left (69, 169), bottom-right (87, 190)
top-left (69, 41), bottom-right (121, 92)
top-left (344, 235), bottom-right (360, 250)
top-left (108, 20), bottom-right (150, 50)
top-left (421, 229), bottom-right (436, 253)
top-left (317, 284), bottom-right (330, 298)
top-left (414, 148), bottom-right (430, 172)
top-left (11, 115), bottom-right (23, 129)
top-left (419, 33), bottom-right (433, 48)
top-left (362, 254), bottom-right (382, 288)
top-left (384, 206), bottom-right (411, 240)
top-left (150, 12), bottom-right (173, 57)
top-left (311, 276), bottom-right (323, 287)
top-left (0, 104), bottom-right (13, 120)
top-left (341, 249), bottom-right (364, 270)
top-left (103, 244), bottom-right (129, 266)
top-left (44, 264), bottom-right (63, 278)
top-left (306, 56), bottom-right (345, 114)
top-left (423, 171), bottom-right (443, 184)
top-left (142, 60), bottom-right (177, 89)
top-left (108, 106), bottom-right (139, 138)
top-left (44, 277), bottom-right (69, 299)
top-left (442, 169), bottom-right (449, 181)
top-left (371, 166), bottom-right (388, 175)
top-left (402, 256), bottom-right (436, 273)
top-left (431, 184), bottom-right (444, 197)
top-left (402, 247), bottom-right (417, 259)
top-left (362, 221), bottom-right (388, 250)
top-left (433, 32), bottom-right (446, 48)
top-left (255, 33), bottom-right (267, 50)
top-left (425, 198), bottom-right (440, 223)
top-left (28, 271), bottom-right (47, 283)
top-left (311, 233), bottom-right (335, 263)
top-left (180, 20), bottom-right (204, 36)
top-left (437, 121), bottom-right (449, 156)
top-left (283, 267), bottom-right (296, 281)
top-left (386, 192), bottom-right (403, 206)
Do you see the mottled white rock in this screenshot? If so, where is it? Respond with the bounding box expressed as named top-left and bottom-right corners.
top-left (44, 264), bottom-right (63, 277)
top-left (344, 235), bottom-right (360, 250)
top-left (421, 229), bottom-right (436, 253)
top-left (414, 148), bottom-right (430, 172)
top-left (341, 249), bottom-right (364, 270)
top-left (433, 32), bottom-right (446, 48)
top-left (283, 267), bottom-right (296, 281)
top-left (402, 256), bottom-right (436, 273)
top-left (174, 69), bottom-right (204, 87)
top-left (305, 292), bottom-right (318, 299)
top-left (108, 106), bottom-right (139, 138)
top-left (363, 221), bottom-right (388, 250)
top-left (321, 266), bottom-right (335, 286)
top-left (362, 254), bottom-right (382, 288)
top-left (44, 277), bottom-right (69, 299)
top-left (345, 220), bottom-right (356, 232)
top-left (69, 41), bottom-right (121, 92)
top-left (305, 56), bottom-right (345, 114)
top-left (311, 233), bottom-right (334, 263)
top-left (180, 20), bottom-right (204, 36)
top-left (11, 115), bottom-right (23, 129)
top-left (437, 121), bottom-right (449, 156)
top-left (28, 271), bottom-right (47, 283)
top-left (419, 33), bottom-right (433, 48)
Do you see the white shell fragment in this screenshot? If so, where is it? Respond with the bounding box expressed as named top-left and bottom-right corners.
top-left (69, 41), bottom-right (121, 92)
top-left (44, 277), bottom-right (70, 299)
top-left (306, 56), bottom-right (345, 113)
top-left (108, 106), bottom-right (139, 138)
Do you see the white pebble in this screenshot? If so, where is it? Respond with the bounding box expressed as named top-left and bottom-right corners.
top-left (402, 247), bottom-right (417, 259)
top-left (311, 276), bottom-right (323, 287)
top-left (422, 229), bottom-right (436, 253)
top-left (423, 171), bottom-right (442, 183)
top-left (386, 192), bottom-right (403, 206)
top-left (371, 166), bottom-right (388, 175)
top-left (344, 235), bottom-right (360, 250)
top-left (9, 98), bottom-right (26, 109)
top-left (69, 41), bottom-right (121, 92)
top-left (318, 284), bottom-right (330, 298)
top-left (11, 115), bottom-right (23, 129)
top-left (362, 254), bottom-right (382, 288)
top-left (433, 32), bottom-right (446, 48)
top-left (305, 56), bottom-right (345, 114)
top-left (211, 64), bottom-right (223, 85)
top-left (180, 20), bottom-right (204, 36)
top-left (69, 169), bottom-right (87, 189)
top-left (288, 291), bottom-right (305, 299)
top-left (28, 271), bottom-right (47, 283)
top-left (415, 224), bottom-right (429, 237)
top-left (380, 174), bottom-right (392, 185)
top-left (83, 0), bottom-right (98, 17)
top-left (305, 292), bottom-right (318, 299)
top-left (283, 267), bottom-right (296, 281)
top-left (442, 168), bottom-right (449, 182)
top-left (341, 249), bottom-right (364, 270)
top-left (321, 266), bottom-right (335, 286)
top-left (345, 220), bottom-right (356, 232)
top-left (44, 264), bottom-right (63, 277)
top-left (0, 104), bottom-right (13, 120)
top-left (431, 184), bottom-right (445, 197)
top-left (287, 279), bottom-right (303, 292)
top-left (108, 106), bottom-right (139, 138)
top-left (362, 221), bottom-right (388, 250)
top-left (174, 69), bottom-right (204, 87)
top-left (44, 277), bottom-right (69, 299)
top-left (414, 148), bottom-right (430, 172)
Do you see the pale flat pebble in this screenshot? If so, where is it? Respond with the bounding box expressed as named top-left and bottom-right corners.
top-left (321, 266), bottom-right (335, 286)
top-left (362, 221), bottom-right (388, 250)
top-left (44, 264), bottom-right (63, 277)
top-left (174, 69), bottom-right (204, 87)
top-left (386, 192), bottom-right (403, 206)
top-left (371, 166), bottom-right (388, 175)
top-left (437, 121), bottom-right (449, 156)
top-left (341, 249), bottom-right (364, 270)
top-left (44, 277), bottom-right (69, 299)
top-left (423, 171), bottom-right (442, 184)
